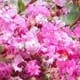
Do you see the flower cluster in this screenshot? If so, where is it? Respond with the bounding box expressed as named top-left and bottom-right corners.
top-left (0, 0), bottom-right (79, 80)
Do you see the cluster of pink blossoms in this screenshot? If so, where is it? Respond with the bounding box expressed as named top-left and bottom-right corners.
top-left (0, 0), bottom-right (79, 80)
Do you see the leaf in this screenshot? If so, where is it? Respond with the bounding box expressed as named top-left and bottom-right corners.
top-left (63, 4), bottom-right (79, 25)
top-left (18, 0), bottom-right (25, 13)
top-left (0, 45), bottom-right (4, 54)
top-left (0, 55), bottom-right (12, 62)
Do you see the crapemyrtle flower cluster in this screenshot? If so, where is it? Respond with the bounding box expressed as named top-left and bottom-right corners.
top-left (0, 0), bottom-right (79, 80)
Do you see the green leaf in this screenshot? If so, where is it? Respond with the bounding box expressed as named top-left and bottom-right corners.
top-left (63, 4), bottom-right (79, 25)
top-left (18, 0), bottom-right (25, 13)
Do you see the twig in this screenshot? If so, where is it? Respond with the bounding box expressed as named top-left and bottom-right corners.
top-left (26, 0), bottom-right (37, 8)
top-left (70, 15), bottom-right (80, 28)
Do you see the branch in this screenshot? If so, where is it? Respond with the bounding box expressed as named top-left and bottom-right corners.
top-left (26, 0), bottom-right (37, 8)
top-left (70, 15), bottom-right (80, 28)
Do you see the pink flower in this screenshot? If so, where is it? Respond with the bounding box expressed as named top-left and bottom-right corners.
top-left (27, 4), bottom-right (50, 17)
top-left (63, 26), bottom-right (74, 37)
top-left (56, 59), bottom-right (77, 75)
top-left (54, 0), bottom-right (67, 7)
top-left (0, 1), bottom-right (80, 80)
top-left (42, 22), bottom-right (54, 33)
top-left (7, 7), bottom-right (17, 17)
top-left (0, 0), bottom-right (6, 3)
top-left (12, 55), bottom-right (24, 72)
top-left (13, 15), bottom-right (26, 27)
top-left (0, 62), bottom-right (12, 79)
top-left (10, 76), bottom-right (23, 80)
top-left (25, 60), bottom-right (40, 76)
